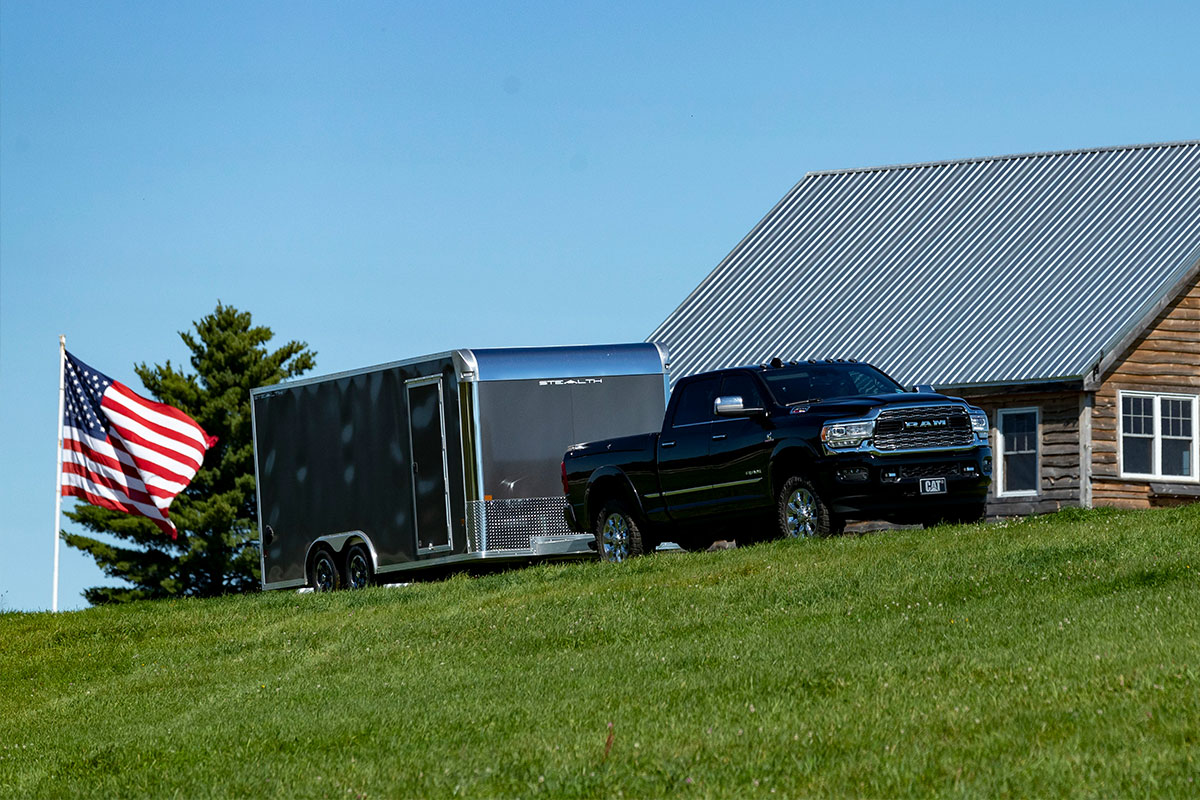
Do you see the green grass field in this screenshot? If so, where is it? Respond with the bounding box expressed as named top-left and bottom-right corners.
top-left (3, 505), bottom-right (1198, 798)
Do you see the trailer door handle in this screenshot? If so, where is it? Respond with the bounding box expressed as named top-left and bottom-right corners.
top-left (711, 434), bottom-right (727, 440)
top-left (661, 441), bottom-right (676, 448)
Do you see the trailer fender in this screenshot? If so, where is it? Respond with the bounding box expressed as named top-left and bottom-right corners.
top-left (583, 468), bottom-right (647, 528)
top-left (304, 531), bottom-right (380, 573)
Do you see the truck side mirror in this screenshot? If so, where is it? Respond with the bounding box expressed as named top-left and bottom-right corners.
top-left (714, 395), bottom-right (764, 417)
top-left (911, 384), bottom-right (935, 394)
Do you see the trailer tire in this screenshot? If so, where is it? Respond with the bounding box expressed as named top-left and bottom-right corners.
top-left (594, 500), bottom-right (645, 563)
top-left (777, 475), bottom-right (838, 538)
top-left (310, 548), bottom-right (341, 592)
top-left (343, 544), bottom-right (373, 590)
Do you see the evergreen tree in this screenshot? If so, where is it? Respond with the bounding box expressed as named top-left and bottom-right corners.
top-left (63, 303), bottom-right (316, 604)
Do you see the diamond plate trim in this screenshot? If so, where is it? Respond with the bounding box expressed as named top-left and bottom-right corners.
top-left (466, 496), bottom-right (573, 552)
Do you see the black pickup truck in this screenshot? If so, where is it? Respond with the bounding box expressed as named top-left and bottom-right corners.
top-left (562, 359), bottom-right (993, 560)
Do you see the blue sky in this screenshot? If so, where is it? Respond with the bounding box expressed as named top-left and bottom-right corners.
top-left (3, 0), bottom-right (1198, 611)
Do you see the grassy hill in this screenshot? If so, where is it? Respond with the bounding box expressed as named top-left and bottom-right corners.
top-left (3, 505), bottom-right (1198, 799)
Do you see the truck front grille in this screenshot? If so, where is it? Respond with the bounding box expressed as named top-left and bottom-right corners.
top-left (874, 405), bottom-right (974, 451)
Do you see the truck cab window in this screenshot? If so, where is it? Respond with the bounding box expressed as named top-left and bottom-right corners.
top-left (672, 379), bottom-right (720, 426)
top-left (720, 374), bottom-right (766, 409)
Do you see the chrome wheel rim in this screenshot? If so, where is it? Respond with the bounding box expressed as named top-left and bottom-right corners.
top-left (785, 487), bottom-right (818, 537)
top-left (314, 555), bottom-right (336, 591)
top-left (347, 552), bottom-right (369, 589)
top-left (601, 513), bottom-right (630, 562)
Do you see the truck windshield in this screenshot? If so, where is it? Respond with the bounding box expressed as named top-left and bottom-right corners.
top-left (761, 364), bottom-right (904, 404)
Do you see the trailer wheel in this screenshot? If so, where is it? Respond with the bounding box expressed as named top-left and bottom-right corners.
top-left (310, 548), bottom-right (341, 592)
top-left (594, 500), bottom-right (645, 563)
top-left (344, 544), bottom-right (373, 589)
top-left (777, 475), bottom-right (838, 538)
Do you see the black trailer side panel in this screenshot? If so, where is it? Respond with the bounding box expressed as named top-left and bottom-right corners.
top-left (255, 356), bottom-right (466, 586)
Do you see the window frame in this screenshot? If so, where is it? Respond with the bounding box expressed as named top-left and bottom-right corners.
top-left (669, 377), bottom-right (721, 429)
top-left (1117, 391), bottom-right (1199, 483)
top-left (995, 407), bottom-right (1041, 498)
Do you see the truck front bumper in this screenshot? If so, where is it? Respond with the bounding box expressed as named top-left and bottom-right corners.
top-left (812, 446), bottom-right (992, 523)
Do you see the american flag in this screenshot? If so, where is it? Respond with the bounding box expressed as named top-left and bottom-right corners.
top-left (60, 351), bottom-right (217, 538)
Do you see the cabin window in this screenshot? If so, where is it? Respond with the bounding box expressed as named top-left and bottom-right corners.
top-left (997, 408), bottom-right (1039, 496)
top-left (1119, 392), bottom-right (1199, 481)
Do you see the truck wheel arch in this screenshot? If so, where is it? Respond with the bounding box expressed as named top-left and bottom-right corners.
top-left (768, 444), bottom-right (820, 498)
top-left (584, 469), bottom-right (646, 529)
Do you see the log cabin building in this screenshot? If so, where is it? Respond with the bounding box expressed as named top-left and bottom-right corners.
top-left (651, 141), bottom-right (1200, 517)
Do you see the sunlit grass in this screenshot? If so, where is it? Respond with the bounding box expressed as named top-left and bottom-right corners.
top-left (2, 504), bottom-right (1198, 798)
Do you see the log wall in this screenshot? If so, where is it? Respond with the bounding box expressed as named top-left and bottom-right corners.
top-left (1092, 271), bottom-right (1200, 508)
top-left (953, 388), bottom-right (1084, 517)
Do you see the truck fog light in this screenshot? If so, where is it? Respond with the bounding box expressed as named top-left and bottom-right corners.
top-left (881, 469), bottom-right (899, 483)
top-left (982, 457), bottom-right (993, 476)
top-left (837, 467), bottom-right (869, 482)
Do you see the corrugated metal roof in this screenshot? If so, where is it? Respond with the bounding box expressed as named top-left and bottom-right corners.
top-left (649, 141), bottom-right (1200, 389)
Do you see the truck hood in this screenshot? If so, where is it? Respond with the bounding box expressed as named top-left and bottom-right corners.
top-left (786, 392), bottom-right (967, 419)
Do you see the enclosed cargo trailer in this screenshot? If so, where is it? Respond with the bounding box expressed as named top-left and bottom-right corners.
top-left (251, 344), bottom-right (669, 590)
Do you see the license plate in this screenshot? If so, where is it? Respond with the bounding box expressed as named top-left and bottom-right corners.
top-left (920, 477), bottom-right (947, 495)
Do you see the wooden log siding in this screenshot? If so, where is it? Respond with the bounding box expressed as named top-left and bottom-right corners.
top-left (953, 388), bottom-right (1084, 517)
top-left (1092, 271), bottom-right (1200, 509)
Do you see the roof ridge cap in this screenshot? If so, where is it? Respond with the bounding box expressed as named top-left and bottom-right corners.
top-left (806, 139), bottom-right (1200, 178)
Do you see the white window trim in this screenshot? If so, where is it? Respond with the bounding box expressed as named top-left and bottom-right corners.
top-left (996, 407), bottom-right (1040, 498)
top-left (1118, 391), bottom-right (1199, 483)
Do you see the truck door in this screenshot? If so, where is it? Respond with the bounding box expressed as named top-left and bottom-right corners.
top-left (709, 373), bottom-right (773, 511)
top-left (656, 376), bottom-right (721, 519)
top-left (407, 376), bottom-right (453, 554)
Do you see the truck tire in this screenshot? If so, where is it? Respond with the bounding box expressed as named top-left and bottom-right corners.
top-left (777, 475), bottom-right (839, 538)
top-left (343, 543), bottom-right (373, 589)
top-left (310, 548), bottom-right (341, 592)
top-left (594, 500), bottom-right (645, 563)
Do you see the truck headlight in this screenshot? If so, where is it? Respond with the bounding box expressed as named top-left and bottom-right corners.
top-left (821, 420), bottom-right (874, 449)
top-left (969, 409), bottom-right (989, 438)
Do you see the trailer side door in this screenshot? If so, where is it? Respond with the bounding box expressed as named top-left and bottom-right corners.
top-left (407, 376), bottom-right (453, 554)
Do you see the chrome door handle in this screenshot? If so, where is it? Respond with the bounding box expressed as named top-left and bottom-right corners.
top-left (712, 434), bottom-right (727, 440)
top-left (661, 441), bottom-right (676, 448)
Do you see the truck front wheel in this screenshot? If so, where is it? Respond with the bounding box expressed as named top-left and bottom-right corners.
top-left (594, 500), bottom-right (645, 563)
top-left (777, 475), bottom-right (840, 538)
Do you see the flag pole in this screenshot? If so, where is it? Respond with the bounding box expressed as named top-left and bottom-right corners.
top-left (52, 335), bottom-right (66, 613)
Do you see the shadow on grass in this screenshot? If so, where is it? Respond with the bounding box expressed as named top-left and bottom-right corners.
top-left (1087, 565), bottom-right (1189, 597)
